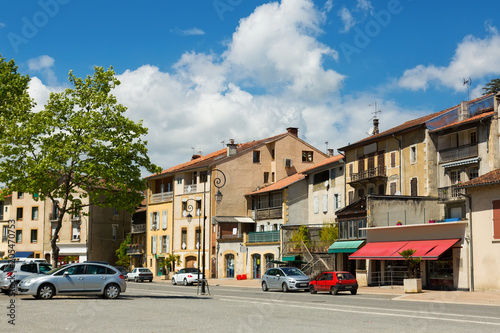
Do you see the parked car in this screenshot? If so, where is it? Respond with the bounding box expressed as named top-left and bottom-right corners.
top-left (309, 271), bottom-right (358, 295)
top-left (261, 267), bottom-right (310, 292)
top-left (17, 262), bottom-right (126, 299)
top-left (171, 268), bottom-right (204, 286)
top-left (0, 260), bottom-right (52, 294)
top-left (114, 266), bottom-right (129, 278)
top-left (127, 268), bottom-right (153, 282)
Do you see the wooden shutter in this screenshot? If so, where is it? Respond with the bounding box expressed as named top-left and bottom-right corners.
top-left (150, 213), bottom-right (153, 230)
top-left (493, 200), bottom-right (500, 239)
top-left (391, 152), bottom-right (396, 168)
top-left (162, 210), bottom-right (167, 230)
top-left (410, 178), bottom-right (418, 196)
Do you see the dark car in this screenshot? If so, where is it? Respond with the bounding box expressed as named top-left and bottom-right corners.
top-left (309, 271), bottom-right (358, 295)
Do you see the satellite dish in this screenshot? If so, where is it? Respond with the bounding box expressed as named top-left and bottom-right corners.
top-left (366, 127), bottom-right (374, 135)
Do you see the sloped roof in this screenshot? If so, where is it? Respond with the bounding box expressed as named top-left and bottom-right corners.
top-left (460, 169), bottom-right (500, 188)
top-left (301, 154), bottom-right (344, 174)
top-left (146, 132), bottom-right (290, 179)
top-left (246, 172), bottom-right (306, 196)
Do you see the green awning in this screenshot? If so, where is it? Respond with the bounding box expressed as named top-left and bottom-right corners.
top-left (282, 255), bottom-right (300, 261)
top-left (328, 240), bottom-right (365, 253)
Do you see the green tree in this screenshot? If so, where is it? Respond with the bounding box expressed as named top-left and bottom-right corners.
top-left (115, 234), bottom-right (132, 267)
top-left (319, 222), bottom-right (338, 247)
top-left (482, 78), bottom-right (500, 95)
top-left (0, 65), bottom-right (161, 267)
top-left (164, 253), bottom-right (181, 273)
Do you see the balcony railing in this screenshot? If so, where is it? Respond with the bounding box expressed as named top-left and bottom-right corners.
top-left (184, 184), bottom-right (198, 194)
top-left (255, 207), bottom-right (282, 220)
top-left (131, 223), bottom-right (146, 233)
top-left (350, 166), bottom-right (387, 182)
top-left (247, 230), bottom-right (280, 243)
top-left (150, 191), bottom-right (173, 203)
top-left (439, 143), bottom-right (478, 163)
top-left (438, 185), bottom-right (466, 202)
top-left (220, 234), bottom-right (243, 240)
top-left (127, 244), bottom-right (144, 255)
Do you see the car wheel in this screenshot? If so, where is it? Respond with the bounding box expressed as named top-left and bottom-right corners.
top-left (37, 284), bottom-right (55, 300)
top-left (134, 277), bottom-right (138, 283)
top-left (261, 281), bottom-right (268, 292)
top-left (149, 279), bottom-right (153, 282)
top-left (351, 289), bottom-right (357, 295)
top-left (103, 284), bottom-right (120, 299)
top-left (183, 278), bottom-right (188, 286)
top-left (309, 285), bottom-right (317, 294)
top-left (8, 282), bottom-right (18, 296)
top-left (171, 278), bottom-right (177, 285)
top-left (282, 283), bottom-right (289, 293)
top-left (330, 286), bottom-right (339, 295)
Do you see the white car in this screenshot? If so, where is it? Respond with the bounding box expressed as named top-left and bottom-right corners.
top-left (127, 268), bottom-right (153, 282)
top-left (171, 268), bottom-right (205, 286)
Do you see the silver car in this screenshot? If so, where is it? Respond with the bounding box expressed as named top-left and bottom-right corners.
top-left (17, 262), bottom-right (126, 299)
top-left (261, 267), bottom-right (310, 292)
top-left (0, 261), bottom-right (52, 294)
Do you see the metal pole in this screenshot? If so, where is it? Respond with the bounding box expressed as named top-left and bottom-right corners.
top-left (201, 178), bottom-right (207, 294)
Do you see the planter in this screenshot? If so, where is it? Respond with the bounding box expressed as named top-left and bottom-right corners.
top-left (403, 278), bottom-right (422, 293)
top-left (161, 273), bottom-right (169, 280)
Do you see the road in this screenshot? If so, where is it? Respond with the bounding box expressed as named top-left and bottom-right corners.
top-left (3, 281), bottom-right (500, 332)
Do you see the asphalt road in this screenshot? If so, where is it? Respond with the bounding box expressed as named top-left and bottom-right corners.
top-left (3, 281), bottom-right (500, 332)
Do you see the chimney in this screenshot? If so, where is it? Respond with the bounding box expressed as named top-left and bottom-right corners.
top-left (287, 127), bottom-right (298, 137)
top-left (226, 139), bottom-right (237, 157)
top-left (191, 150), bottom-right (202, 160)
top-left (459, 101), bottom-right (469, 121)
top-left (327, 148), bottom-right (335, 156)
top-left (373, 118), bottom-right (379, 135)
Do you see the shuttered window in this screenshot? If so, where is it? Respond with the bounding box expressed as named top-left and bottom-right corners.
top-left (162, 210), bottom-right (168, 230)
top-left (493, 200), bottom-right (500, 239)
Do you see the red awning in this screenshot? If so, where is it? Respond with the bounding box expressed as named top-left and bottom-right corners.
top-left (349, 239), bottom-right (460, 260)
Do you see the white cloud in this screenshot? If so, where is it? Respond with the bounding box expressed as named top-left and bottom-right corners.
top-left (338, 0), bottom-right (373, 33)
top-left (171, 27), bottom-right (205, 36)
top-left (27, 55), bottom-right (58, 86)
top-left (398, 29), bottom-right (500, 93)
top-left (0, 22), bottom-right (6, 28)
top-left (338, 7), bottom-right (356, 33)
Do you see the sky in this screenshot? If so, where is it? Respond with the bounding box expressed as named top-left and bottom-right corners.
top-left (2, 0), bottom-right (500, 177)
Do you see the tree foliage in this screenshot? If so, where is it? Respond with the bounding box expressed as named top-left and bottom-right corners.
top-left (482, 78), bottom-right (500, 95)
top-left (291, 225), bottom-right (310, 248)
top-left (398, 249), bottom-right (421, 279)
top-left (0, 61), bottom-right (161, 267)
top-left (319, 222), bottom-right (338, 246)
top-left (115, 234), bottom-right (131, 267)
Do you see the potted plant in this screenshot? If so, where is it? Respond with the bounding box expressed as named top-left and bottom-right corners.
top-left (398, 248), bottom-right (422, 293)
top-left (162, 253), bottom-right (181, 280)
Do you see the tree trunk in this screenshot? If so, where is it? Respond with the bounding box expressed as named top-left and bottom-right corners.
top-left (51, 217), bottom-right (63, 268)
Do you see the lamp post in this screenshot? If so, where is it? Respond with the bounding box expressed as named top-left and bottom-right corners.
top-left (459, 193), bottom-right (474, 292)
top-left (201, 168), bottom-right (226, 294)
top-left (184, 199), bottom-right (202, 287)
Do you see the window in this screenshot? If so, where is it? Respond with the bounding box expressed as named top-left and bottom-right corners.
top-left (378, 184), bottom-right (385, 195)
top-left (17, 192), bottom-right (23, 199)
top-left (73, 222), bottom-right (81, 240)
top-left (195, 228), bottom-right (201, 249)
top-left (468, 167), bottom-right (479, 180)
top-left (390, 152), bottom-right (396, 168)
top-left (51, 223), bottom-right (59, 241)
top-left (313, 197), bottom-right (319, 214)
top-left (348, 191), bottom-right (354, 205)
top-left (271, 172), bottom-right (275, 182)
top-left (150, 212), bottom-right (159, 230)
top-left (0, 201), bottom-right (3, 220)
top-left (253, 151), bottom-right (261, 163)
top-left (270, 192), bottom-right (282, 208)
top-left (322, 195), bottom-right (328, 213)
top-left (358, 219), bottom-right (367, 238)
top-left (271, 149), bottom-right (275, 160)
top-left (493, 200), bottom-right (500, 240)
top-left (16, 230), bottom-right (22, 243)
top-left (200, 171), bottom-right (208, 183)
top-left (31, 229), bottom-right (38, 243)
top-left (349, 164), bottom-right (353, 177)
top-left (450, 170), bottom-right (461, 185)
top-left (162, 210), bottom-right (168, 229)
top-left (2, 225), bottom-right (8, 242)
top-left (334, 193), bottom-right (341, 210)
top-left (181, 229), bottom-right (187, 249)
top-left (258, 194), bottom-right (269, 209)
top-left (162, 235), bottom-right (170, 253)
top-left (196, 201), bottom-right (202, 217)
top-left (17, 207), bottom-right (23, 221)
top-left (410, 177), bottom-right (418, 196)
top-left (151, 235), bottom-right (157, 254)
top-left (31, 206), bottom-right (39, 220)
top-left (330, 168), bottom-right (335, 179)
top-left (176, 178), bottom-right (182, 185)
top-left (112, 225), bottom-right (118, 241)
top-left (358, 158), bottom-right (365, 172)
top-left (113, 207), bottom-right (118, 215)
top-left (390, 182), bottom-right (397, 195)
top-left (378, 152), bottom-right (385, 169)
top-left (313, 170), bottom-right (329, 184)
top-left (264, 172), bottom-right (269, 183)
top-left (410, 145), bottom-right (417, 164)
top-left (302, 151), bottom-right (313, 162)
top-left (470, 131), bottom-right (477, 144)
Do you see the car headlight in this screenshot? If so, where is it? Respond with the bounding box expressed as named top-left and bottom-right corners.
top-left (289, 279), bottom-right (296, 283)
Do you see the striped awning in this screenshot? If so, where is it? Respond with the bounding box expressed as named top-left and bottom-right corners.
top-left (441, 157), bottom-right (480, 168)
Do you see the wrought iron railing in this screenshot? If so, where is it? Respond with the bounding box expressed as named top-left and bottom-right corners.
top-left (127, 244), bottom-right (144, 255)
top-left (350, 166), bottom-right (387, 182)
top-left (131, 224), bottom-right (146, 233)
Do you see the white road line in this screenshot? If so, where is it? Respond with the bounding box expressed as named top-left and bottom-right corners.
top-left (220, 298), bottom-right (500, 326)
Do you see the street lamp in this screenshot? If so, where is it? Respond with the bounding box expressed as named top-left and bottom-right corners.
top-left (200, 168), bottom-right (226, 294)
top-left (183, 199), bottom-right (202, 286)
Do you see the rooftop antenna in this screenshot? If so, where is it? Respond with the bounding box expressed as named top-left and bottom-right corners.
top-left (325, 141), bottom-right (328, 153)
top-left (221, 140), bottom-right (225, 148)
top-left (191, 147), bottom-right (195, 155)
top-left (367, 102), bottom-right (382, 135)
top-left (463, 77), bottom-right (471, 102)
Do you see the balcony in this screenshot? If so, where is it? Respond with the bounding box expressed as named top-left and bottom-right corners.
top-left (349, 166), bottom-right (387, 184)
top-left (247, 230), bottom-right (280, 243)
top-left (439, 143), bottom-right (478, 163)
top-left (150, 191), bottom-right (173, 203)
top-left (255, 207), bottom-right (282, 220)
top-left (218, 234), bottom-right (243, 242)
top-left (184, 184), bottom-right (198, 194)
top-left (127, 244), bottom-right (144, 255)
top-left (131, 223), bottom-right (146, 233)
top-left (438, 185), bottom-right (466, 203)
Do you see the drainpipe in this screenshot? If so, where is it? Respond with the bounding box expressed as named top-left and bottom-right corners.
top-left (392, 134), bottom-right (402, 194)
top-left (337, 150), bottom-right (347, 206)
top-left (459, 193), bottom-right (474, 292)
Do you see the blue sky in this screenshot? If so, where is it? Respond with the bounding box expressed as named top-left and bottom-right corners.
top-left (1, 0), bottom-right (500, 175)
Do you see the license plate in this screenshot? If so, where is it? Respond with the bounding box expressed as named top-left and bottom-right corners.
top-left (345, 286), bottom-right (352, 289)
top-left (298, 283), bottom-right (307, 287)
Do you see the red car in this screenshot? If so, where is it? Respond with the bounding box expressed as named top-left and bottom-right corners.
top-left (309, 271), bottom-right (358, 295)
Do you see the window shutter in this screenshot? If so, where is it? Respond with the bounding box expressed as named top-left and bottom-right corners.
top-left (162, 210), bottom-right (167, 230)
top-left (322, 195), bottom-right (328, 213)
top-left (165, 235), bottom-right (170, 253)
top-left (391, 152), bottom-right (396, 168)
top-left (313, 197), bottom-right (319, 214)
top-left (493, 200), bottom-right (500, 239)
top-left (150, 212), bottom-right (153, 230)
top-left (159, 236), bottom-right (163, 253)
top-left (152, 236), bottom-right (157, 254)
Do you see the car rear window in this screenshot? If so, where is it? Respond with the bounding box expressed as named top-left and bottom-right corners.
top-left (337, 272), bottom-right (355, 280)
top-left (139, 269), bottom-right (151, 273)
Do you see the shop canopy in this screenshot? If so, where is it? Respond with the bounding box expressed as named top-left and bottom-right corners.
top-left (13, 251), bottom-right (33, 258)
top-left (328, 240), bottom-right (365, 253)
top-left (349, 239), bottom-right (460, 260)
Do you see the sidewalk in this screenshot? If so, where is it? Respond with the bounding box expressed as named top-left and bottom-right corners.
top-left (153, 276), bottom-right (500, 306)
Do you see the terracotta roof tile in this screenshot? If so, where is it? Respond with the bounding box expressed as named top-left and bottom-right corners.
top-left (301, 154), bottom-right (344, 174)
top-left (460, 169), bottom-right (500, 188)
top-left (246, 173), bottom-right (306, 195)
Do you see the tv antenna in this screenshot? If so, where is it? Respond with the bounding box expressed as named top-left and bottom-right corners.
top-left (463, 77), bottom-right (471, 102)
top-left (367, 102), bottom-right (382, 135)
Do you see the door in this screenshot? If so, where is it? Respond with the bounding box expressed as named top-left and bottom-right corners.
top-left (83, 264), bottom-right (109, 292)
top-left (252, 254), bottom-right (261, 279)
top-left (53, 264), bottom-right (86, 293)
top-left (225, 254), bottom-right (234, 278)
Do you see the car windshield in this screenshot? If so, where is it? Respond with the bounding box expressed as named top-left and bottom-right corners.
top-left (39, 264), bottom-right (52, 274)
top-left (281, 268), bottom-right (305, 276)
top-left (45, 265), bottom-right (68, 275)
